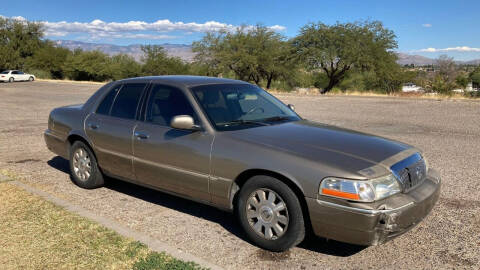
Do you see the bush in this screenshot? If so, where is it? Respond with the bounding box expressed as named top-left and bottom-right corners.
top-left (25, 68), bottom-right (51, 79)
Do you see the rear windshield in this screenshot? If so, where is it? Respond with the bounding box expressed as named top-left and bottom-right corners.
top-left (0, 71), bottom-right (9, 74)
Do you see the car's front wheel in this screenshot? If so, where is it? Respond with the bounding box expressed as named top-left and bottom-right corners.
top-left (237, 175), bottom-right (305, 251)
top-left (69, 141), bottom-right (104, 189)
top-left (29, 76), bottom-right (34, 82)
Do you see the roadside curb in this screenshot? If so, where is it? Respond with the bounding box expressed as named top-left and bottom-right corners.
top-left (10, 180), bottom-right (225, 270)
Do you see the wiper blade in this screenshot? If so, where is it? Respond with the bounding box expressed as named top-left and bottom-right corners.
top-left (219, 119), bottom-right (270, 126)
top-left (261, 116), bottom-right (291, 122)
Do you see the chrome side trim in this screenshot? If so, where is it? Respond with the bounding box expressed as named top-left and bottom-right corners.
top-left (134, 156), bottom-right (210, 179)
top-left (316, 199), bottom-right (415, 215)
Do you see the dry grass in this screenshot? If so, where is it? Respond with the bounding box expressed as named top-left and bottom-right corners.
top-left (36, 78), bottom-right (105, 85)
top-left (269, 89), bottom-right (479, 101)
top-left (0, 181), bottom-right (205, 270)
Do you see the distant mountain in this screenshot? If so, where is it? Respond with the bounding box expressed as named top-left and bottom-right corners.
top-left (396, 52), bottom-right (480, 66)
top-left (465, 59), bottom-right (480, 65)
top-left (54, 40), bottom-right (480, 66)
top-left (396, 53), bottom-right (436, 66)
top-left (54, 40), bottom-right (195, 62)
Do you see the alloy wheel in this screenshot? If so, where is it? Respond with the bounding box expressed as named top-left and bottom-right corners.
top-left (245, 188), bottom-right (289, 240)
top-left (72, 147), bottom-right (92, 181)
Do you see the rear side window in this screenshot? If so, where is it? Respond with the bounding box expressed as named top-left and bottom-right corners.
top-left (96, 85), bottom-right (121, 115)
top-left (110, 83), bottom-right (146, 119)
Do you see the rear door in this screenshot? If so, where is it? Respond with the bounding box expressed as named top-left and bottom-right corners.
top-left (133, 84), bottom-right (213, 201)
top-left (85, 82), bottom-right (148, 180)
top-left (11, 71), bottom-right (20, 81)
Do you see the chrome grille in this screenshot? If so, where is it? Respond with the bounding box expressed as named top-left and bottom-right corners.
top-left (391, 153), bottom-right (427, 193)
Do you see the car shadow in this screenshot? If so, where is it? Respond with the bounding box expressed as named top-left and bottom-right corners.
top-left (47, 156), bottom-right (366, 257)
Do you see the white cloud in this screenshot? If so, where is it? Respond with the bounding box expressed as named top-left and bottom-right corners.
top-left (0, 15), bottom-right (286, 40)
top-left (415, 46), bottom-right (480, 53)
top-left (422, 23), bottom-right (432, 28)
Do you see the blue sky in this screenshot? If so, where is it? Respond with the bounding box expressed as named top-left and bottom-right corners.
top-left (1, 0), bottom-right (479, 60)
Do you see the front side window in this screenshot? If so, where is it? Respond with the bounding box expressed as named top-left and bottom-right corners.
top-left (110, 83), bottom-right (146, 120)
top-left (191, 83), bottom-right (299, 131)
top-left (18, 71), bottom-right (24, 74)
top-left (145, 84), bottom-right (196, 127)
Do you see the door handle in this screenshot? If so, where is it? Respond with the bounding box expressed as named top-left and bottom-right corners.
top-left (88, 123), bottom-right (99, 130)
top-left (134, 131), bottom-right (149, 139)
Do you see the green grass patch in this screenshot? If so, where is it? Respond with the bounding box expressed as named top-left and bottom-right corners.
top-left (133, 252), bottom-right (208, 270)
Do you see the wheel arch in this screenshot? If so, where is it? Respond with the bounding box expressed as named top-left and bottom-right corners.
top-left (231, 169), bottom-right (312, 233)
top-left (66, 133), bottom-right (95, 159)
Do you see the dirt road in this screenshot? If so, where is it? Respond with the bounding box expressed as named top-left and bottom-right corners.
top-left (1, 81), bottom-right (479, 269)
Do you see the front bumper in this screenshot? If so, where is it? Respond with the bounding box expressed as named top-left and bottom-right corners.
top-left (306, 169), bottom-right (441, 246)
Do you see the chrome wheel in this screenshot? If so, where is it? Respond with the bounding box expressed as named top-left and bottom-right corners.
top-left (72, 147), bottom-right (92, 181)
top-left (246, 188), bottom-right (289, 240)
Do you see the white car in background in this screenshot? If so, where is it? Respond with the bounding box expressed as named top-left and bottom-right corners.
top-left (0, 70), bottom-right (35, 83)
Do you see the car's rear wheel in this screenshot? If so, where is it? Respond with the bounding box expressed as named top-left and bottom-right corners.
top-left (69, 141), bottom-right (104, 189)
top-left (29, 76), bottom-right (34, 82)
top-left (8, 77), bottom-right (13, 83)
top-left (236, 175), bottom-right (305, 251)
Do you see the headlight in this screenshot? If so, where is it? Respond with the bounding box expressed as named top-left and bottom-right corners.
top-left (319, 174), bottom-right (401, 202)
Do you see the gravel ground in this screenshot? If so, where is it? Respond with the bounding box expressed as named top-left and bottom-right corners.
top-left (1, 81), bottom-right (479, 269)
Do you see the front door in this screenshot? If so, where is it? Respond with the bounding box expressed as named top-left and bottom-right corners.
top-left (133, 84), bottom-right (213, 202)
top-left (85, 82), bottom-right (147, 179)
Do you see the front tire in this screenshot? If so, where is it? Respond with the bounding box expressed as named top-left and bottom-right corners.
top-left (69, 141), bottom-right (104, 189)
top-left (29, 76), bottom-right (34, 82)
top-left (237, 175), bottom-right (305, 251)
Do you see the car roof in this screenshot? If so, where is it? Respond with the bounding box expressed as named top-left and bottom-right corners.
top-left (117, 75), bottom-right (250, 88)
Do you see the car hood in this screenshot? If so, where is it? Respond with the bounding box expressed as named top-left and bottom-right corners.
top-left (227, 120), bottom-right (415, 178)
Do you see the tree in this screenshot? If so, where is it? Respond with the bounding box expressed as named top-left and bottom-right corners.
top-left (141, 45), bottom-right (189, 76)
top-left (469, 66), bottom-right (480, 88)
top-left (26, 41), bottom-right (71, 79)
top-left (0, 17), bottom-right (43, 70)
top-left (192, 25), bottom-right (296, 88)
top-left (110, 54), bottom-right (142, 80)
top-left (431, 55), bottom-right (458, 93)
top-left (292, 21), bottom-right (398, 93)
top-left (64, 49), bottom-right (113, 81)
top-left (455, 73), bottom-right (469, 89)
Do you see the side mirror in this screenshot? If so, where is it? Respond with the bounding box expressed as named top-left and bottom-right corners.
top-left (287, 104), bottom-right (295, 111)
top-left (171, 115), bottom-right (201, 131)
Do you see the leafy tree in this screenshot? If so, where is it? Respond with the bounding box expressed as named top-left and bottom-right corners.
top-left (455, 73), bottom-right (469, 89)
top-left (292, 20), bottom-right (398, 93)
top-left (141, 45), bottom-right (189, 76)
top-left (0, 17), bottom-right (43, 70)
top-left (469, 66), bottom-right (480, 88)
top-left (64, 49), bottom-right (112, 81)
top-left (193, 25), bottom-right (296, 88)
top-left (26, 41), bottom-right (71, 79)
top-left (110, 54), bottom-right (142, 80)
top-left (430, 55), bottom-right (458, 93)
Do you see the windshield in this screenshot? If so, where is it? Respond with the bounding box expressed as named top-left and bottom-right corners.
top-left (191, 83), bottom-right (300, 131)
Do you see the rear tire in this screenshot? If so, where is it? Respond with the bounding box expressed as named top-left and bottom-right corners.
top-left (29, 76), bottom-right (34, 82)
top-left (236, 175), bottom-right (305, 251)
top-left (69, 141), bottom-right (104, 189)
top-left (8, 77), bottom-right (13, 83)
